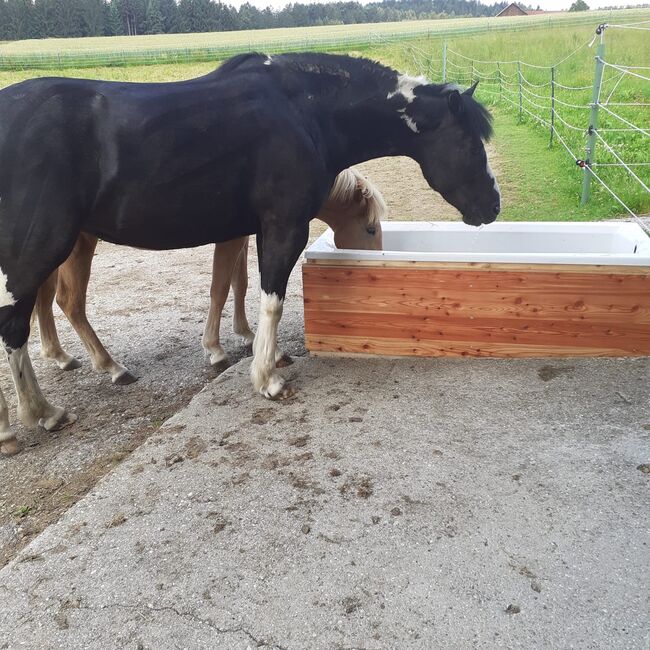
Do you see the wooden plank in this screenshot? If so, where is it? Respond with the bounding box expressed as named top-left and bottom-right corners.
top-left (303, 265), bottom-right (650, 294)
top-left (304, 310), bottom-right (650, 352)
top-left (304, 334), bottom-right (645, 358)
top-left (304, 258), bottom-right (650, 275)
top-left (303, 285), bottom-right (650, 323)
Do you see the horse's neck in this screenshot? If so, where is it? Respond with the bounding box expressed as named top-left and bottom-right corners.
top-left (274, 57), bottom-right (415, 172)
top-left (319, 100), bottom-right (412, 173)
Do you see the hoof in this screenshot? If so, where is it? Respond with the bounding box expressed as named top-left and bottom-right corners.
top-left (212, 358), bottom-right (231, 371)
top-left (0, 437), bottom-right (22, 457)
top-left (259, 375), bottom-right (296, 400)
top-left (275, 354), bottom-right (293, 369)
top-left (60, 357), bottom-right (82, 371)
top-left (39, 408), bottom-right (77, 432)
top-left (113, 369), bottom-right (138, 386)
top-left (208, 350), bottom-right (230, 368)
top-left (238, 331), bottom-right (255, 346)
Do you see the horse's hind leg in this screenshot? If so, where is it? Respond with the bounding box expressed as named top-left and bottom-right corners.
top-left (231, 237), bottom-right (255, 346)
top-left (202, 237), bottom-right (247, 366)
top-left (36, 269), bottom-right (82, 371)
top-left (0, 385), bottom-right (20, 456)
top-left (56, 233), bottom-right (136, 385)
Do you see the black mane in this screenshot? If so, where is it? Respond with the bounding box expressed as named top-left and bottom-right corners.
top-left (211, 53), bottom-right (493, 141)
top-left (456, 88), bottom-right (494, 142)
top-left (416, 82), bottom-right (493, 142)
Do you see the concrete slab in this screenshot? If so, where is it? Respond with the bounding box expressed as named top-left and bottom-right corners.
top-left (0, 356), bottom-right (648, 649)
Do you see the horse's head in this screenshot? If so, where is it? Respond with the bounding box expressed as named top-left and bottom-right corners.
top-left (318, 168), bottom-right (385, 250)
top-left (406, 82), bottom-right (500, 226)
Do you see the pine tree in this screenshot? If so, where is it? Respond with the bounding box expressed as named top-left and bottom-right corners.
top-left (158, 0), bottom-right (178, 32)
top-left (144, 0), bottom-right (163, 33)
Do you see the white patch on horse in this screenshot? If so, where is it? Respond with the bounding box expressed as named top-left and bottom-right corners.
top-left (487, 160), bottom-right (501, 200)
top-left (264, 56), bottom-right (273, 66)
top-left (387, 74), bottom-right (427, 103)
top-left (251, 291), bottom-right (285, 398)
top-left (0, 268), bottom-right (16, 308)
top-left (401, 113), bottom-right (419, 133)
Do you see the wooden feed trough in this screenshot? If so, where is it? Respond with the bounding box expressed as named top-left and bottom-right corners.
top-left (302, 221), bottom-right (650, 358)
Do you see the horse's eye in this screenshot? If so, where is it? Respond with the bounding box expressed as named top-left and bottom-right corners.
top-left (366, 226), bottom-right (376, 236)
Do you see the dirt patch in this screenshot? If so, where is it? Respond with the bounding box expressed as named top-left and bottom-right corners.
top-left (538, 365), bottom-right (575, 382)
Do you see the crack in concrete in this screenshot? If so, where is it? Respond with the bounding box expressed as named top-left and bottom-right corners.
top-left (76, 602), bottom-right (288, 649)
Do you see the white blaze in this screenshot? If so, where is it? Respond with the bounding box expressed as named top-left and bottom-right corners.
top-left (487, 160), bottom-right (501, 200)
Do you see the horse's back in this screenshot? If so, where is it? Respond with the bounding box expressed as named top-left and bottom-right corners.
top-left (0, 66), bottom-right (328, 252)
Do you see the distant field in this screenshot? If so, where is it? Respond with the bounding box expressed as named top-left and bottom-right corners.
top-left (1, 8), bottom-right (648, 71)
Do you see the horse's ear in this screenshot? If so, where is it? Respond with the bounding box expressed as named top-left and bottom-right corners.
top-left (448, 89), bottom-right (463, 116)
top-left (464, 81), bottom-right (479, 97)
top-left (356, 178), bottom-right (373, 200)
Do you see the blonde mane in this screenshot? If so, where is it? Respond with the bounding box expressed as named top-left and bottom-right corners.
top-left (328, 167), bottom-right (387, 226)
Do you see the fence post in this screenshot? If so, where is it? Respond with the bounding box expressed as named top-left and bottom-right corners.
top-left (549, 66), bottom-right (555, 147)
top-left (581, 35), bottom-right (605, 206)
top-left (442, 42), bottom-right (447, 83)
top-left (497, 62), bottom-right (502, 100)
top-left (517, 61), bottom-right (522, 123)
top-left (471, 60), bottom-right (475, 84)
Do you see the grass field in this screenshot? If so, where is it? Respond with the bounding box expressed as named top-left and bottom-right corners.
top-left (1, 11), bottom-right (642, 55)
top-left (0, 12), bottom-right (648, 222)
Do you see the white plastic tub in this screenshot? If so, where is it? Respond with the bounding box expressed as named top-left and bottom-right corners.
top-left (305, 221), bottom-right (650, 266)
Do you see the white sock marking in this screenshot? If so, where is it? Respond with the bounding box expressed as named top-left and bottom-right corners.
top-left (251, 291), bottom-right (284, 397)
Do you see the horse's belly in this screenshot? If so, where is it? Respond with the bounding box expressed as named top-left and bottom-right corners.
top-left (85, 185), bottom-right (255, 250)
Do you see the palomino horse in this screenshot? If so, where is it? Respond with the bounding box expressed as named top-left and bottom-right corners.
top-left (0, 52), bottom-right (500, 456)
top-left (35, 168), bottom-right (385, 386)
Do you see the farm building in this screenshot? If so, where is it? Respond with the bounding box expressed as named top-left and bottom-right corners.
top-left (496, 3), bottom-right (533, 16)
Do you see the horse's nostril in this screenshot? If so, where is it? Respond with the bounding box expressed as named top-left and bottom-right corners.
top-left (492, 203), bottom-right (501, 216)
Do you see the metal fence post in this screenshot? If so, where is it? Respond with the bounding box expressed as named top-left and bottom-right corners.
top-left (581, 33), bottom-right (606, 206)
top-left (549, 66), bottom-right (555, 147)
top-left (442, 42), bottom-right (447, 83)
top-left (517, 61), bottom-right (522, 123)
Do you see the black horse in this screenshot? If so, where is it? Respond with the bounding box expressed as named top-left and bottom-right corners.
top-left (0, 52), bottom-right (499, 455)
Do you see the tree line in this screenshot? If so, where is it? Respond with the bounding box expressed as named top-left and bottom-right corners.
top-left (0, 0), bottom-right (508, 41)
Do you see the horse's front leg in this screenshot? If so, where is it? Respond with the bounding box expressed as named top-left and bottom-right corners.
top-left (251, 222), bottom-right (308, 399)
